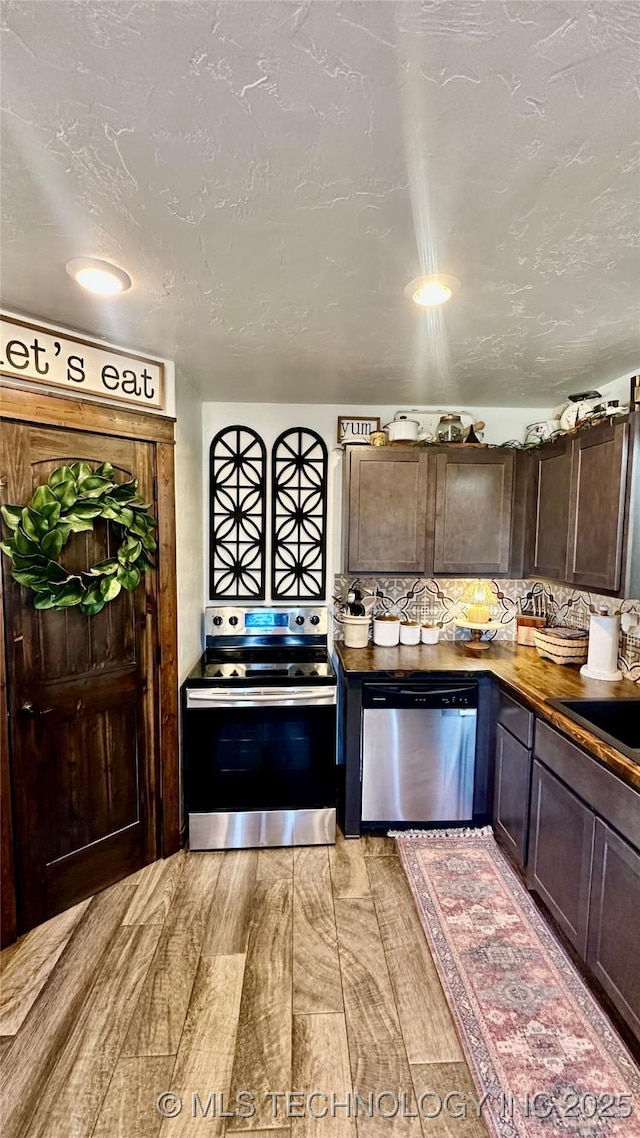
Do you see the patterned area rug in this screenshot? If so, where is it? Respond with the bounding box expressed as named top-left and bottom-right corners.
top-left (396, 831), bottom-right (640, 1138)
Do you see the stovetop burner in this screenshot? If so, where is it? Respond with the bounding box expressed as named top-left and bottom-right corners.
top-left (187, 644), bottom-right (336, 687)
top-left (205, 646), bottom-right (329, 665)
top-left (204, 663), bottom-right (332, 680)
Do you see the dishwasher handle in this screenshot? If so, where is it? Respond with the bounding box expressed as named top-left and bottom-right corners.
top-left (362, 682), bottom-right (478, 710)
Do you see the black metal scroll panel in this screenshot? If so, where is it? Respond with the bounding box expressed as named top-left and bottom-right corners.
top-left (211, 543), bottom-right (264, 599)
top-left (273, 487), bottom-right (325, 598)
top-left (272, 428), bottom-right (328, 602)
top-left (210, 426), bottom-right (266, 601)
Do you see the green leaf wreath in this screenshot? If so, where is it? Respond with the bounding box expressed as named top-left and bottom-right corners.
top-left (0, 461), bottom-right (157, 616)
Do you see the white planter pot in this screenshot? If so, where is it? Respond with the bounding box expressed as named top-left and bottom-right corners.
top-left (373, 616), bottom-right (401, 646)
top-left (421, 625), bottom-right (440, 644)
top-left (342, 615), bottom-right (370, 649)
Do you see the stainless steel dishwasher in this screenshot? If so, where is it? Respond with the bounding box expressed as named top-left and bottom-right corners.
top-left (361, 681), bottom-right (478, 825)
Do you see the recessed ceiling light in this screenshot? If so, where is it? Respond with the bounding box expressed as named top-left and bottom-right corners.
top-left (404, 274), bottom-right (460, 307)
top-left (66, 257), bottom-right (132, 296)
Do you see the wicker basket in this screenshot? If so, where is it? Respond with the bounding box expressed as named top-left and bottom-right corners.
top-left (534, 626), bottom-right (589, 666)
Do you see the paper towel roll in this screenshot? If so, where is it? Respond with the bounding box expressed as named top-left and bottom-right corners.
top-left (580, 613), bottom-right (622, 681)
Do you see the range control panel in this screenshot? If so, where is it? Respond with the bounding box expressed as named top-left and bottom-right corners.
top-left (204, 606), bottom-right (328, 638)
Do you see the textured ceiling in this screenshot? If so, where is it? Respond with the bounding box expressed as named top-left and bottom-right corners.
top-left (1, 1), bottom-right (639, 406)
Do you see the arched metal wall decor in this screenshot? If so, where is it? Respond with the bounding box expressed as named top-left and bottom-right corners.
top-left (271, 428), bottom-right (328, 601)
top-left (209, 426), bottom-right (266, 600)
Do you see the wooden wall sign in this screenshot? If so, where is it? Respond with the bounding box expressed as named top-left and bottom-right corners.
top-left (337, 415), bottom-right (380, 443)
top-left (0, 313), bottom-right (165, 411)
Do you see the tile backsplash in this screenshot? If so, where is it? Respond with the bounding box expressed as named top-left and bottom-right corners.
top-left (333, 575), bottom-right (640, 684)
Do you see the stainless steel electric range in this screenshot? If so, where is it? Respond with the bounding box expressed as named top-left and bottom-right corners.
top-left (183, 606), bottom-right (337, 850)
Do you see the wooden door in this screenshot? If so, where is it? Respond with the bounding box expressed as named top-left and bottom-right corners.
top-left (1, 422), bottom-right (160, 932)
top-left (587, 819), bottom-right (640, 1038)
top-left (433, 450), bottom-right (514, 575)
top-left (492, 723), bottom-right (531, 868)
top-left (345, 449), bottom-right (432, 574)
top-left (526, 437), bottom-right (572, 580)
top-left (527, 760), bottom-right (594, 955)
top-left (567, 420), bottom-right (628, 592)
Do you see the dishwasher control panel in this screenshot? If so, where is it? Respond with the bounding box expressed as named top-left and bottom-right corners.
top-left (362, 682), bottom-right (478, 710)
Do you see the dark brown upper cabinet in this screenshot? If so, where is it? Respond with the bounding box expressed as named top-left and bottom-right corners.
top-left (525, 413), bottom-right (639, 597)
top-left (345, 448), bottom-right (432, 574)
top-left (344, 445), bottom-right (522, 577)
top-left (433, 450), bottom-right (514, 576)
top-left (526, 436), bottom-right (572, 581)
top-left (567, 419), bottom-right (628, 593)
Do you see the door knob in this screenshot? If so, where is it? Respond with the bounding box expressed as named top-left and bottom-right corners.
top-left (20, 701), bottom-right (54, 716)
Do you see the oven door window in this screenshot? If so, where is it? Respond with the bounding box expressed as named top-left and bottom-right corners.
top-left (185, 705), bottom-right (336, 812)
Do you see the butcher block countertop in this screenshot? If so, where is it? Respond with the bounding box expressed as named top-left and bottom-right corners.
top-left (334, 640), bottom-right (640, 789)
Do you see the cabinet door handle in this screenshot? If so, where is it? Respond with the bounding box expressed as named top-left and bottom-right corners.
top-left (20, 702), bottom-right (54, 716)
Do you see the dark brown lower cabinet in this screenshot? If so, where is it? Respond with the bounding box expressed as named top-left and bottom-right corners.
top-left (527, 760), bottom-right (595, 956)
top-left (587, 819), bottom-right (640, 1037)
top-left (528, 720), bottom-right (640, 1041)
top-left (493, 723), bottom-right (531, 867)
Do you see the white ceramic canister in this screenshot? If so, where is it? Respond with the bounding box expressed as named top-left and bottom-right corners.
top-left (400, 620), bottom-right (421, 645)
top-left (342, 614), bottom-right (370, 649)
top-left (373, 615), bottom-right (401, 646)
top-left (421, 624), bottom-right (440, 644)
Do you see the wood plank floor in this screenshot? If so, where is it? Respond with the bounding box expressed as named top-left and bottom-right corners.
top-left (0, 835), bottom-right (488, 1138)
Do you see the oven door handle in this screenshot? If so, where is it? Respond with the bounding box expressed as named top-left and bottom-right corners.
top-left (186, 686), bottom-right (336, 708)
